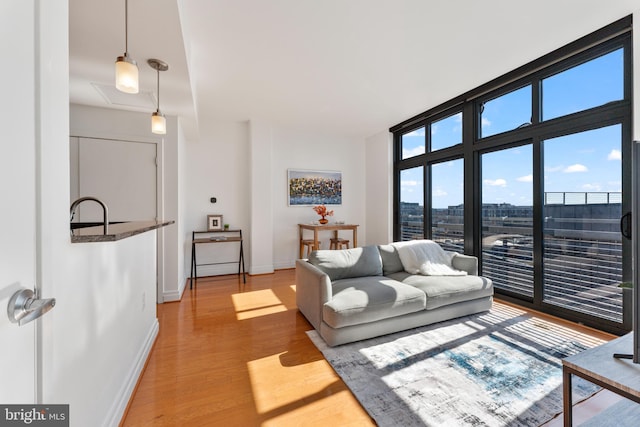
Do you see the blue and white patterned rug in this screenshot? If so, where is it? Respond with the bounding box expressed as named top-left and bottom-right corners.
top-left (307, 303), bottom-right (604, 426)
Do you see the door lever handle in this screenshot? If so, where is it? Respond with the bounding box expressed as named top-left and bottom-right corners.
top-left (7, 289), bottom-right (56, 326)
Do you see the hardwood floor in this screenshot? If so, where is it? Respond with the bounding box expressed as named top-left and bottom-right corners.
top-left (121, 270), bottom-right (374, 426)
top-left (122, 269), bottom-right (618, 426)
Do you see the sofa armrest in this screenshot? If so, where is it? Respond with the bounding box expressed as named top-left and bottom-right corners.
top-left (295, 259), bottom-right (333, 331)
top-left (450, 252), bottom-right (478, 275)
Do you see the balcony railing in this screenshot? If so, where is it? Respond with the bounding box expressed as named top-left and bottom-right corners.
top-left (483, 234), bottom-right (622, 322)
top-left (399, 209), bottom-right (623, 324)
top-left (545, 191), bottom-right (622, 205)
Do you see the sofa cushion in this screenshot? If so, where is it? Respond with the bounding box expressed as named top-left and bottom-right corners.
top-left (322, 276), bottom-right (426, 329)
top-left (387, 271), bottom-right (493, 310)
top-left (308, 245), bottom-right (382, 281)
top-left (377, 244), bottom-right (404, 275)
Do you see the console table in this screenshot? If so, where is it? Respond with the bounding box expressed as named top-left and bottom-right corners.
top-left (562, 333), bottom-right (640, 425)
top-left (298, 223), bottom-right (359, 258)
top-left (190, 229), bottom-right (246, 288)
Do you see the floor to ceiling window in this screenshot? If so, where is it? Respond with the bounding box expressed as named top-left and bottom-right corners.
top-left (431, 158), bottom-right (464, 253)
top-left (481, 146), bottom-right (534, 299)
top-left (399, 166), bottom-right (424, 240)
top-left (542, 125), bottom-right (623, 323)
top-left (392, 17), bottom-right (632, 334)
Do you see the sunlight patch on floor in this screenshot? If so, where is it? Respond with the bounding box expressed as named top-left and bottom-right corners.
top-left (231, 289), bottom-right (287, 320)
top-left (247, 353), bottom-right (335, 413)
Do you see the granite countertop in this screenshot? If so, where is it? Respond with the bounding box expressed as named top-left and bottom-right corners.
top-left (71, 220), bottom-right (175, 243)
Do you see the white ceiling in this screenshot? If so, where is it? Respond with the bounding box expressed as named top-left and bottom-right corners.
top-left (69, 0), bottom-right (638, 140)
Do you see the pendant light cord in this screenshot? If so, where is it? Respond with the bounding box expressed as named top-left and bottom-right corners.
top-left (124, 0), bottom-right (129, 54)
top-left (156, 68), bottom-right (161, 113)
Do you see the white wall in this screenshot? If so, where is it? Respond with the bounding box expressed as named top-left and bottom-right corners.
top-left (365, 130), bottom-right (393, 245)
top-left (271, 126), bottom-right (366, 269)
top-left (176, 119), bottom-right (187, 298)
top-left (37, 2), bottom-right (159, 426)
top-left (184, 120), bottom-right (250, 276)
top-left (249, 120), bottom-right (275, 275)
top-left (183, 120), bottom-right (367, 274)
top-left (48, 233), bottom-right (158, 427)
top-left (635, 11), bottom-right (640, 142)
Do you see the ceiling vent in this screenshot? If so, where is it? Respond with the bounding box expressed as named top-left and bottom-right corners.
top-left (92, 83), bottom-right (156, 110)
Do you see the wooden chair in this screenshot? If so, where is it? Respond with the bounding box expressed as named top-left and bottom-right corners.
top-left (329, 238), bottom-right (350, 250)
top-left (300, 239), bottom-right (319, 258)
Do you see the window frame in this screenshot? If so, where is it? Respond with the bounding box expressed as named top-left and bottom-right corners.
top-left (391, 16), bottom-right (632, 335)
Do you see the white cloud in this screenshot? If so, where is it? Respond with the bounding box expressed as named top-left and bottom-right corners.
top-left (582, 183), bottom-right (602, 191)
top-left (563, 164), bottom-right (588, 173)
top-left (405, 128), bottom-right (425, 137)
top-left (401, 180), bottom-right (418, 187)
top-left (517, 174), bottom-right (533, 182)
top-left (402, 146), bottom-right (425, 158)
top-left (433, 189), bottom-right (447, 197)
top-left (484, 178), bottom-right (507, 187)
top-left (481, 117), bottom-right (491, 127)
top-left (608, 149), bottom-right (622, 161)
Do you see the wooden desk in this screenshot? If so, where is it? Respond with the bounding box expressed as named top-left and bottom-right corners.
top-left (562, 333), bottom-right (640, 426)
top-left (190, 229), bottom-right (246, 288)
top-left (298, 223), bottom-right (359, 258)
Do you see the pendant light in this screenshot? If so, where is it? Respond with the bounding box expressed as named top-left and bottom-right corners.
top-left (148, 59), bottom-right (169, 134)
top-left (115, 0), bottom-right (139, 93)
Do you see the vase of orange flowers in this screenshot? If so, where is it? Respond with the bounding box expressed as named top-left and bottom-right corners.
top-left (313, 204), bottom-right (333, 224)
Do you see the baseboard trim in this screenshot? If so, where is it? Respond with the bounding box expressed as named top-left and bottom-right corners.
top-left (106, 318), bottom-right (159, 427)
top-left (274, 260), bottom-right (295, 270)
top-left (162, 290), bottom-right (181, 302)
top-left (249, 265), bottom-right (274, 275)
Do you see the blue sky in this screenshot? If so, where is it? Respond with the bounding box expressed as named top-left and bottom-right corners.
top-left (400, 48), bottom-right (624, 208)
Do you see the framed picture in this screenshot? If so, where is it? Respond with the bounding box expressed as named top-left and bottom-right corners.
top-left (207, 214), bottom-right (223, 231)
top-left (288, 169), bottom-right (342, 206)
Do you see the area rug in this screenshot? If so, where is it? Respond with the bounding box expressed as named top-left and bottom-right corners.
top-left (307, 303), bottom-right (605, 426)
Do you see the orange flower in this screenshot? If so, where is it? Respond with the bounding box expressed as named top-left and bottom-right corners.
top-left (313, 204), bottom-right (334, 218)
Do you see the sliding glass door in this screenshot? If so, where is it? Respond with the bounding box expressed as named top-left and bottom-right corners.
top-left (542, 125), bottom-right (623, 322)
top-left (481, 146), bottom-right (534, 298)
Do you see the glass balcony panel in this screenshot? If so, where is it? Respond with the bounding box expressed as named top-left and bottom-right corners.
top-left (542, 125), bottom-right (623, 322)
top-left (481, 146), bottom-right (534, 298)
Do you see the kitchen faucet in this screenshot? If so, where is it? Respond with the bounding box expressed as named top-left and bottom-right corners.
top-left (70, 196), bottom-right (109, 234)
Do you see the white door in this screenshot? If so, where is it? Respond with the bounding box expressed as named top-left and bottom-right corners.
top-left (0, 0), bottom-right (38, 403)
top-left (72, 137), bottom-right (157, 222)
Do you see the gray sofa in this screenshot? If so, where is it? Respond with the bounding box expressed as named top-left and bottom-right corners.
top-left (296, 243), bottom-right (493, 346)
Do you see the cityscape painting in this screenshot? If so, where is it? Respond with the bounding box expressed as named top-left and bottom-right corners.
top-left (288, 169), bottom-right (342, 206)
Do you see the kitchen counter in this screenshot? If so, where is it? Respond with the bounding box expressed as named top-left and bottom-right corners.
top-left (71, 220), bottom-right (174, 243)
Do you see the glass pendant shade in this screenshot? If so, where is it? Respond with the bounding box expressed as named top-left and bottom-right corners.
top-left (115, 55), bottom-right (139, 93)
top-left (148, 58), bottom-right (169, 135)
top-left (151, 112), bottom-right (166, 134)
